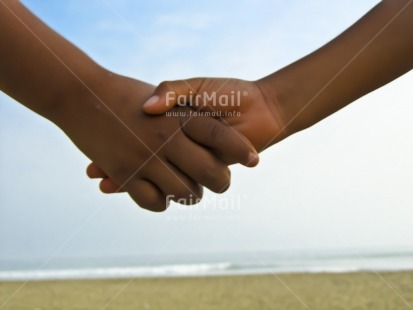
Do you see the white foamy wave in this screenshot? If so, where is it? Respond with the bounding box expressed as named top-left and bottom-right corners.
top-left (0, 262), bottom-right (233, 281)
top-left (2, 252), bottom-right (413, 281)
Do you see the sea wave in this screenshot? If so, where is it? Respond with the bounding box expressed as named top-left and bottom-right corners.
top-left (0, 262), bottom-right (233, 281)
top-left (1, 252), bottom-right (413, 281)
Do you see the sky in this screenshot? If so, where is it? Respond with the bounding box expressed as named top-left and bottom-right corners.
top-left (1, 0), bottom-right (413, 263)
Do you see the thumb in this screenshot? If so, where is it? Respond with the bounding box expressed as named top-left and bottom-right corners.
top-left (143, 79), bottom-right (204, 115)
top-left (180, 113), bottom-right (260, 167)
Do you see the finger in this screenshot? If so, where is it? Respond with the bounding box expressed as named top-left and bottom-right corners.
top-left (143, 78), bottom-right (206, 114)
top-left (86, 163), bottom-right (107, 178)
top-left (149, 161), bottom-right (203, 205)
top-left (181, 115), bottom-right (259, 167)
top-left (99, 178), bottom-right (125, 194)
top-left (124, 179), bottom-right (168, 212)
top-left (167, 137), bottom-right (231, 194)
top-left (87, 163), bottom-right (124, 193)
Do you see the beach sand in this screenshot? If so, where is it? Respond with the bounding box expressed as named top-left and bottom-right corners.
top-left (1, 271), bottom-right (412, 309)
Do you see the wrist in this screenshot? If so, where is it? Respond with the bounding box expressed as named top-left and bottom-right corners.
top-left (257, 62), bottom-right (332, 138)
top-left (255, 73), bottom-right (307, 138)
top-left (46, 64), bottom-right (111, 128)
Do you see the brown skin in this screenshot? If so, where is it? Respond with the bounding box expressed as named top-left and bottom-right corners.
top-left (0, 0), bottom-right (257, 211)
top-left (92, 0), bottom-right (413, 192)
top-left (143, 78), bottom-right (287, 152)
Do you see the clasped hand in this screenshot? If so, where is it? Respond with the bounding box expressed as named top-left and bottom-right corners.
top-left (86, 77), bottom-right (287, 212)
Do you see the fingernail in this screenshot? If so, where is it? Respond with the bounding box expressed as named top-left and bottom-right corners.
top-left (247, 152), bottom-right (259, 167)
top-left (143, 95), bottom-right (159, 107)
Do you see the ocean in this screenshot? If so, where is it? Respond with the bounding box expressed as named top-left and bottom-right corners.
top-left (1, 250), bottom-right (412, 281)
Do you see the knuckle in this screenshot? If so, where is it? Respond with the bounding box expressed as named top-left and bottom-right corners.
top-left (173, 183), bottom-right (203, 204)
top-left (143, 201), bottom-right (167, 212)
top-left (238, 146), bottom-right (251, 163)
top-left (177, 185), bottom-right (203, 205)
top-left (209, 122), bottom-right (225, 143)
top-left (199, 165), bottom-right (220, 183)
top-left (111, 165), bottom-right (129, 181)
top-left (157, 81), bottom-right (171, 90)
top-left (155, 129), bottom-right (169, 142)
top-left (124, 179), bottom-right (167, 213)
top-left (198, 164), bottom-right (230, 193)
top-left (180, 113), bottom-right (194, 131)
top-left (158, 81), bottom-right (173, 93)
top-left (139, 195), bottom-right (167, 212)
top-left (172, 186), bottom-right (193, 202)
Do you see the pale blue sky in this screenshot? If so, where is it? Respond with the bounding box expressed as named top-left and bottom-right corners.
top-left (1, 0), bottom-right (412, 262)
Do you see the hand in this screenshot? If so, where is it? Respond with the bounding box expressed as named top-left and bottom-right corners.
top-left (87, 77), bottom-right (286, 194)
top-left (142, 78), bottom-right (288, 152)
top-left (86, 108), bottom-right (260, 194)
top-left (57, 72), bottom-right (253, 211)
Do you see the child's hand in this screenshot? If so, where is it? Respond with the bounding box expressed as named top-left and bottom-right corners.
top-left (59, 73), bottom-right (256, 211)
top-left (142, 78), bottom-right (288, 153)
top-left (86, 110), bottom-right (260, 194)
top-left (86, 78), bottom-right (285, 195)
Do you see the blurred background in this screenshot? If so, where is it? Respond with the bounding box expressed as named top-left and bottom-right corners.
top-left (1, 0), bottom-right (412, 279)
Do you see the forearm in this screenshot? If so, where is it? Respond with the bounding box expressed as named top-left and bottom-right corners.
top-left (259, 0), bottom-right (413, 134)
top-left (0, 0), bottom-right (106, 123)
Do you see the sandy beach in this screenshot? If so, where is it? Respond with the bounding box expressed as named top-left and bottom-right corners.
top-left (0, 271), bottom-right (412, 309)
